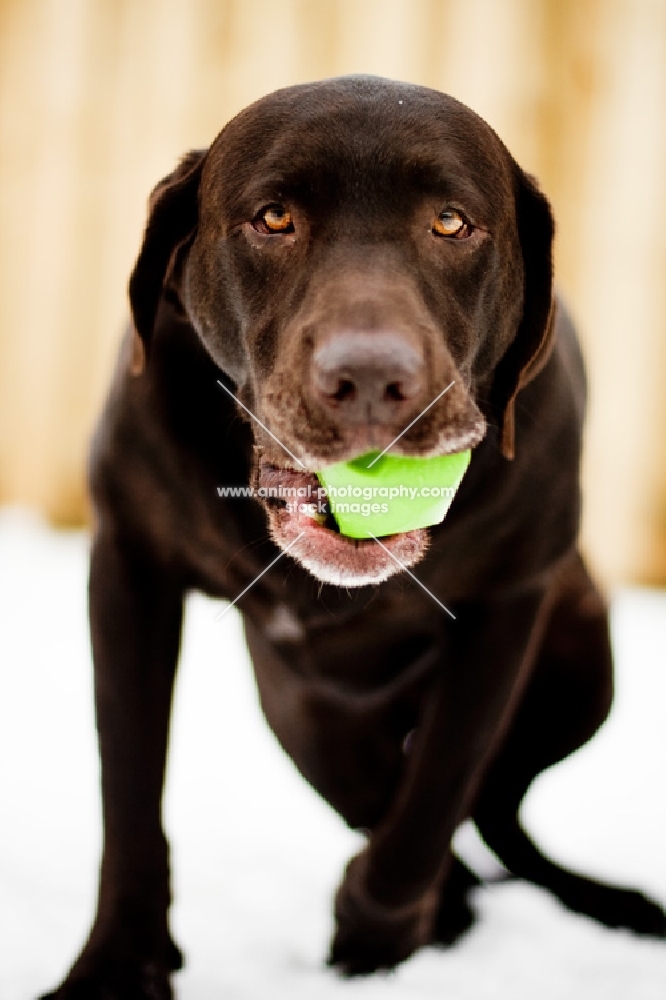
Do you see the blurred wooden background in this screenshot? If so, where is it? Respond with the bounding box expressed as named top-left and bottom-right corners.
top-left (0, 0), bottom-right (665, 585)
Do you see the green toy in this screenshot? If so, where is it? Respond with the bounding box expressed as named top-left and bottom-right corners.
top-left (317, 450), bottom-right (471, 538)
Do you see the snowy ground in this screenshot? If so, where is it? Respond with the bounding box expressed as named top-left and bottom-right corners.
top-left (0, 507), bottom-right (665, 1000)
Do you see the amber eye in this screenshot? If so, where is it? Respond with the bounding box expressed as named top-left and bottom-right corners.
top-left (433, 209), bottom-right (468, 238)
top-left (254, 205), bottom-right (294, 234)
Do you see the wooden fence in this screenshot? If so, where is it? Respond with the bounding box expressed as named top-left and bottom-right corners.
top-left (1, 0), bottom-right (665, 584)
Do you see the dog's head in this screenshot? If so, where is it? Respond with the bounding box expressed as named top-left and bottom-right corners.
top-left (129, 77), bottom-right (554, 587)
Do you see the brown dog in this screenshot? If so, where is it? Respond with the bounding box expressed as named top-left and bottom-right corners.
top-left (42, 77), bottom-right (665, 998)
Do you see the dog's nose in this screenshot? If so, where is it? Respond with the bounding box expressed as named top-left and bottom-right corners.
top-left (311, 332), bottom-right (424, 424)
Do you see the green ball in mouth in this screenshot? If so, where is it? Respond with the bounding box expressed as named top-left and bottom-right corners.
top-left (316, 450), bottom-right (471, 539)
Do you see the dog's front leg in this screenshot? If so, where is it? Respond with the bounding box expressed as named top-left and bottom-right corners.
top-left (329, 585), bottom-right (549, 976)
top-left (41, 528), bottom-right (184, 1000)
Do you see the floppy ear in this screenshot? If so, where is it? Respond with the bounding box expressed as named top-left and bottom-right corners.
top-left (128, 149), bottom-right (206, 372)
top-left (492, 168), bottom-right (555, 459)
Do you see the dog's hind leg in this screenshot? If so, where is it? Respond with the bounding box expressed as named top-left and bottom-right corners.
top-left (472, 552), bottom-right (666, 937)
top-left (429, 854), bottom-right (482, 947)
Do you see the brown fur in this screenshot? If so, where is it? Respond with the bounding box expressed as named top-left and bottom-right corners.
top-left (41, 78), bottom-right (665, 999)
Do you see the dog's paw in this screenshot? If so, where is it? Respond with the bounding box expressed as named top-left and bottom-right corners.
top-left (431, 888), bottom-right (477, 947)
top-left (38, 959), bottom-right (174, 1000)
top-left (327, 852), bottom-right (438, 976)
top-left (430, 858), bottom-right (481, 948)
top-left (38, 935), bottom-right (182, 1000)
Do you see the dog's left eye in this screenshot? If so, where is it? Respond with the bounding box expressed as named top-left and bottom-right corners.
top-left (432, 209), bottom-right (470, 238)
top-left (253, 205), bottom-right (294, 234)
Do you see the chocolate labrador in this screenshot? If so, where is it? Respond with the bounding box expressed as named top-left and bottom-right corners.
top-left (42, 76), bottom-right (665, 998)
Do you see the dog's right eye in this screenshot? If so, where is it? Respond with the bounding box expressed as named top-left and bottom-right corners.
top-left (433, 209), bottom-right (469, 238)
top-left (253, 205), bottom-right (295, 235)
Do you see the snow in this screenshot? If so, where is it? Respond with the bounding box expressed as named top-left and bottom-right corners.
top-left (0, 507), bottom-right (665, 999)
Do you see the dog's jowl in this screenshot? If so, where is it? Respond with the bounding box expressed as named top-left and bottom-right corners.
top-left (41, 77), bottom-right (666, 999)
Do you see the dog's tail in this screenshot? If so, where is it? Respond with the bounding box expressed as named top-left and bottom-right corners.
top-left (474, 811), bottom-right (666, 938)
